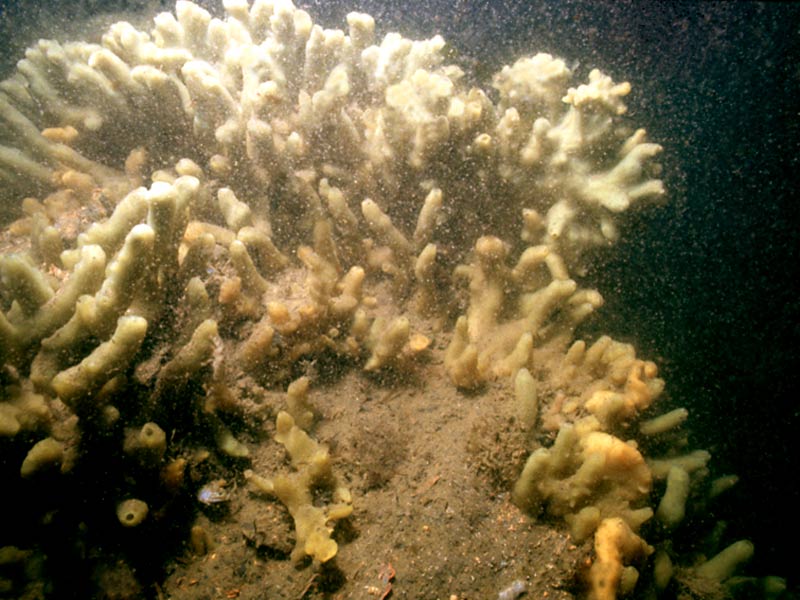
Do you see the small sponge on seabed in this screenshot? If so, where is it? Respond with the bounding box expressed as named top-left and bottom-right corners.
top-left (116, 499), bottom-right (149, 527)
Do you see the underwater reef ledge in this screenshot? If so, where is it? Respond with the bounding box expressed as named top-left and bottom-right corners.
top-left (0, 1), bottom-right (787, 598)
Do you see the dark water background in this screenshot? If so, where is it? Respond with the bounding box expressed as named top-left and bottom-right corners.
top-left (1, 0), bottom-right (799, 587)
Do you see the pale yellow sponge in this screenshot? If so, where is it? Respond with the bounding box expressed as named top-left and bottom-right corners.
top-left (585, 359), bottom-right (664, 427)
top-left (446, 236), bottom-right (601, 387)
top-left (513, 419), bottom-right (653, 541)
top-left (245, 407), bottom-right (352, 564)
top-left (588, 517), bottom-right (653, 600)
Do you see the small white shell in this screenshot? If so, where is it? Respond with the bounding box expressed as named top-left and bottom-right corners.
top-left (197, 480), bottom-right (231, 505)
top-left (498, 579), bottom-right (527, 600)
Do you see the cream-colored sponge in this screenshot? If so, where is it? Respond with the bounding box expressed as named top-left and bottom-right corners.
top-left (588, 517), bottom-right (653, 600)
top-left (51, 315), bottom-right (148, 408)
top-left (513, 420), bottom-right (652, 538)
top-left (246, 402), bottom-right (352, 563)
